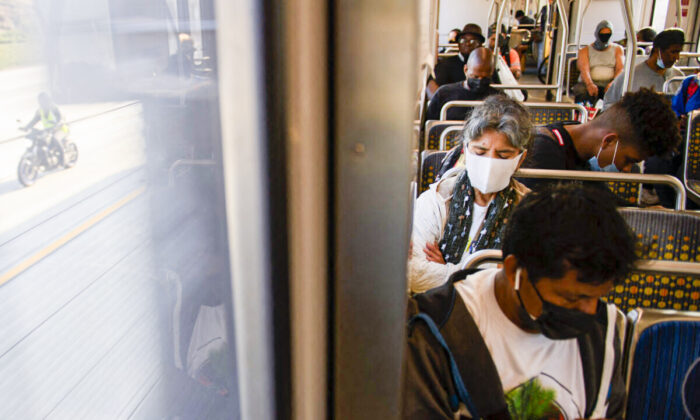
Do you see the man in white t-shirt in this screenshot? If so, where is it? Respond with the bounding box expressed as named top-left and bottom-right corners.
top-left (403, 184), bottom-right (635, 419)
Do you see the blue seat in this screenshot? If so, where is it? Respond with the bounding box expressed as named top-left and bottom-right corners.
top-left (419, 150), bottom-right (447, 194)
top-left (624, 308), bottom-right (700, 420)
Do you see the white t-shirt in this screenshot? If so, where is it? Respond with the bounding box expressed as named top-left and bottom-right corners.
top-left (454, 268), bottom-right (587, 420)
top-left (468, 203), bottom-right (489, 247)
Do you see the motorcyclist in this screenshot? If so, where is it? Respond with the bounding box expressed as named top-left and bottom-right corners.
top-left (21, 92), bottom-right (68, 156)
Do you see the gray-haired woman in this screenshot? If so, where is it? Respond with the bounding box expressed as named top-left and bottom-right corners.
top-left (408, 95), bottom-right (533, 293)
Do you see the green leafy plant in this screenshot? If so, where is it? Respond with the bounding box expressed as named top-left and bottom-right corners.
top-left (505, 378), bottom-right (562, 420)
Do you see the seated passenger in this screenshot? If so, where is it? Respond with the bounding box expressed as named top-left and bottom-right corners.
top-left (672, 71), bottom-right (700, 116)
top-left (428, 24), bottom-right (485, 96)
top-left (643, 71), bottom-right (700, 209)
top-left (438, 28), bottom-right (461, 53)
top-left (637, 26), bottom-right (657, 54)
top-left (604, 28), bottom-right (685, 109)
top-left (573, 20), bottom-right (623, 105)
top-left (409, 96), bottom-right (531, 294)
top-left (488, 24), bottom-right (522, 80)
top-left (519, 88), bottom-right (680, 190)
top-left (426, 48), bottom-right (500, 121)
top-left (403, 183), bottom-right (634, 419)
top-left (514, 9), bottom-right (535, 26)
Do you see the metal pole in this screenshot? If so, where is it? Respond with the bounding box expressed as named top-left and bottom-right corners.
top-left (620, 0), bottom-right (637, 93)
top-left (575, 0), bottom-right (590, 52)
top-left (494, 0), bottom-right (507, 69)
top-left (676, 0), bottom-right (682, 26)
top-left (553, 0), bottom-right (568, 101)
top-left (488, 0), bottom-right (499, 28)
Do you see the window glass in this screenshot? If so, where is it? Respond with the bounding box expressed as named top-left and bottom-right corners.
top-left (0, 1), bottom-right (240, 418)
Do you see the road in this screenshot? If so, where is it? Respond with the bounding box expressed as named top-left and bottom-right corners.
top-left (0, 67), bottom-right (238, 419)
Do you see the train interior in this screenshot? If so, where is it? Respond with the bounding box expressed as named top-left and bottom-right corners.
top-left (0, 0), bottom-right (698, 418)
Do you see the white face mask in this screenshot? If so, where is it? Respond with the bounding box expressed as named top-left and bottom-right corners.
top-left (464, 149), bottom-right (523, 193)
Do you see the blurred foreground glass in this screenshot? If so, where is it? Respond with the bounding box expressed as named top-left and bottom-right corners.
top-left (0, 0), bottom-right (241, 418)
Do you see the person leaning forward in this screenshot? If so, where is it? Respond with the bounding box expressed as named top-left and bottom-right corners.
top-left (403, 183), bottom-right (635, 419)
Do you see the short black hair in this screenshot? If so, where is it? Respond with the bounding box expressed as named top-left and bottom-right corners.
top-left (595, 88), bottom-right (680, 157)
top-left (502, 184), bottom-right (636, 285)
top-left (652, 28), bottom-right (684, 51)
top-left (515, 10), bottom-right (525, 18)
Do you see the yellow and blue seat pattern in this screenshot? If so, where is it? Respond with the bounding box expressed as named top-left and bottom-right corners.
top-left (606, 209), bottom-right (700, 312)
top-left (686, 112), bottom-right (700, 202)
top-left (419, 150), bottom-right (447, 194)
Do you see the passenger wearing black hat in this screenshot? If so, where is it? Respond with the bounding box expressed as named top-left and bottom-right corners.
top-left (427, 24), bottom-right (485, 96)
top-left (603, 28), bottom-right (685, 109)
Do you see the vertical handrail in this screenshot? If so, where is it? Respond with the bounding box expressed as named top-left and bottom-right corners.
top-left (488, 0), bottom-right (499, 28)
top-left (494, 0), bottom-right (507, 70)
top-left (676, 0), bottom-right (682, 27)
top-left (553, 0), bottom-right (568, 101)
top-left (620, 0), bottom-right (637, 93)
top-left (576, 0), bottom-right (593, 51)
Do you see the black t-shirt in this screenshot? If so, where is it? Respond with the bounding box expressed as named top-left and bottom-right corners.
top-left (434, 54), bottom-right (467, 86)
top-left (519, 122), bottom-right (589, 189)
top-left (426, 81), bottom-right (501, 121)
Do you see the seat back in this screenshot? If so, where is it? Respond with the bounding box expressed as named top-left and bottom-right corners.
top-left (624, 309), bottom-right (700, 420)
top-left (424, 120), bottom-right (462, 150)
top-left (438, 126), bottom-right (462, 150)
top-left (440, 101), bottom-right (587, 124)
top-left (608, 209), bottom-right (700, 312)
top-left (685, 110), bottom-right (700, 205)
top-left (419, 150), bottom-right (447, 193)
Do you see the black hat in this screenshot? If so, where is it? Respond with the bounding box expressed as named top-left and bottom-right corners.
top-left (653, 28), bottom-right (685, 51)
top-left (459, 23), bottom-right (485, 44)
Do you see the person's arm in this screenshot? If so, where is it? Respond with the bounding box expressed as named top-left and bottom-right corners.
top-left (671, 77), bottom-right (689, 116)
top-left (603, 323), bottom-right (627, 420)
top-left (517, 134), bottom-right (568, 190)
top-left (577, 46), bottom-right (599, 98)
top-left (425, 89), bottom-right (443, 121)
top-left (508, 49), bottom-right (522, 79)
top-left (608, 46), bottom-right (624, 92)
top-left (22, 111), bottom-right (41, 131)
top-left (51, 105), bottom-right (64, 124)
top-left (402, 312), bottom-right (463, 420)
top-left (408, 190), bottom-right (458, 294)
top-left (602, 75), bottom-right (621, 110)
top-left (427, 79), bottom-right (440, 98)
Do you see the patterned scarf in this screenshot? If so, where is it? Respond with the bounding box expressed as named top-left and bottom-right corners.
top-left (438, 169), bottom-right (519, 263)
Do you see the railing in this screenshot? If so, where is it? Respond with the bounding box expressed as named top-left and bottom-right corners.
top-left (663, 76), bottom-right (687, 94)
top-left (514, 168), bottom-right (687, 210)
top-left (439, 100), bottom-right (587, 123)
top-left (463, 248), bottom-right (700, 275)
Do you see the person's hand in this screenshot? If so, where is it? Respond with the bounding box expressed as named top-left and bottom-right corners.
top-left (586, 82), bottom-right (599, 97)
top-left (408, 240), bottom-right (413, 260)
top-left (424, 241), bottom-right (446, 264)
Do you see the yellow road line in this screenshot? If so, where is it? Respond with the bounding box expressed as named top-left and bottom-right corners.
top-left (0, 186), bottom-right (147, 287)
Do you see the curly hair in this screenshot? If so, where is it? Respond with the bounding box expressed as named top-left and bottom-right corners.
top-left (596, 88), bottom-right (680, 157)
top-left (463, 94), bottom-right (534, 151)
top-left (502, 184), bottom-right (637, 286)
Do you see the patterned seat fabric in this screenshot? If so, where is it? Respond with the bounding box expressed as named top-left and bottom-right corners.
top-left (420, 151), bottom-right (448, 193)
top-left (443, 129), bottom-right (461, 150)
top-left (425, 121), bottom-right (461, 150)
top-left (606, 209), bottom-right (700, 312)
top-left (528, 107), bottom-right (576, 125)
top-left (625, 320), bottom-right (700, 419)
top-left (686, 112), bottom-right (700, 204)
top-left (607, 181), bottom-right (639, 206)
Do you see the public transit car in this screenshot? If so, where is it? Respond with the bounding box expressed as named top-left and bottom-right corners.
top-left (0, 0), bottom-right (697, 418)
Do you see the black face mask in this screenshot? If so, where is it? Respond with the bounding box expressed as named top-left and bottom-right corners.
top-left (467, 76), bottom-right (491, 93)
top-left (514, 268), bottom-right (599, 340)
top-left (598, 33), bottom-right (612, 43)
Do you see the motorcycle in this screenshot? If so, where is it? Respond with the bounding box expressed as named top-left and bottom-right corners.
top-left (17, 126), bottom-right (79, 187)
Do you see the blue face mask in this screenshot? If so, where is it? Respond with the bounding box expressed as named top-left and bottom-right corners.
top-left (656, 55), bottom-right (666, 70)
top-left (588, 141), bottom-right (619, 172)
